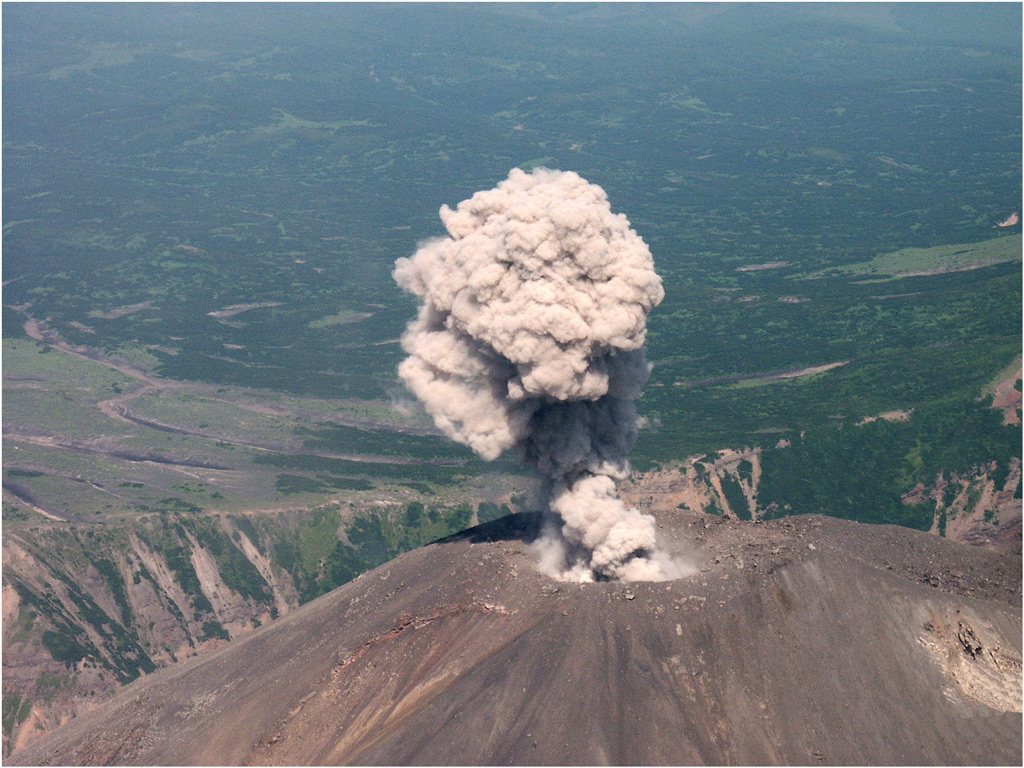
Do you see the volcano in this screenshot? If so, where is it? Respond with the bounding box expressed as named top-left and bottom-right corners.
top-left (9, 510), bottom-right (1022, 766)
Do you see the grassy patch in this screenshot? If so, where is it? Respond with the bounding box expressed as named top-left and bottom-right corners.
top-left (2, 695), bottom-right (33, 740)
top-left (801, 235), bottom-right (1021, 280)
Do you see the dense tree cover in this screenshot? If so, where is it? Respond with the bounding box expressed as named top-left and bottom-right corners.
top-left (758, 394), bottom-right (1021, 529)
top-left (315, 504), bottom-right (473, 601)
top-left (2, 4), bottom-right (1020, 601)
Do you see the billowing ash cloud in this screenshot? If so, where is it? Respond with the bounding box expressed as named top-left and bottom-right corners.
top-left (394, 167), bottom-right (676, 581)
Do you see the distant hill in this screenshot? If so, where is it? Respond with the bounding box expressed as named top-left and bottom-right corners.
top-left (10, 509), bottom-right (1021, 766)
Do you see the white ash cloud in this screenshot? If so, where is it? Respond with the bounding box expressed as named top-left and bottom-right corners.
top-left (394, 167), bottom-right (674, 581)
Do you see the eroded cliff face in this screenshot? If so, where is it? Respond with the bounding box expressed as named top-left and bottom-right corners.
top-left (2, 497), bottom-right (493, 756)
top-left (913, 457), bottom-right (1022, 554)
top-left (4, 449), bottom-right (1020, 755)
top-left (622, 449), bottom-right (1022, 556)
top-left (7, 510), bottom-right (1021, 768)
top-left (2, 514), bottom-right (298, 755)
top-left (621, 448), bottom-right (763, 521)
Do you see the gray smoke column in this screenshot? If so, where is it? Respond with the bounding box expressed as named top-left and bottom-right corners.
top-left (394, 167), bottom-right (675, 581)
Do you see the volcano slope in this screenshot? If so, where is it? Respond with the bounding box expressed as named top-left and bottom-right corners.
top-left (9, 510), bottom-right (1022, 767)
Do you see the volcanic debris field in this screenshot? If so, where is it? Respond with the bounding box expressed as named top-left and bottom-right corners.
top-left (7, 510), bottom-right (1022, 766)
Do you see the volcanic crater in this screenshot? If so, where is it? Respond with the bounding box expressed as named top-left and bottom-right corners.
top-left (9, 509), bottom-right (1022, 766)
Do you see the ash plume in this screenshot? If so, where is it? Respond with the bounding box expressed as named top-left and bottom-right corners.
top-left (394, 167), bottom-right (674, 581)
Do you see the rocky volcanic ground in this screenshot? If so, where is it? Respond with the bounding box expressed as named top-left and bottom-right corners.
top-left (9, 509), bottom-right (1022, 766)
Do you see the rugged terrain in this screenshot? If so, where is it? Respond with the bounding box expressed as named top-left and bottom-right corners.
top-left (1, 499), bottom-right (510, 754)
top-left (621, 450), bottom-right (1023, 553)
top-left (9, 508), bottom-right (1021, 766)
top-left (6, 442), bottom-right (1019, 756)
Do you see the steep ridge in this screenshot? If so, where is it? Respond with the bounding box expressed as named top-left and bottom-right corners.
top-left (9, 509), bottom-right (1022, 766)
top-left (622, 451), bottom-right (1022, 549)
top-left (2, 500), bottom-right (496, 753)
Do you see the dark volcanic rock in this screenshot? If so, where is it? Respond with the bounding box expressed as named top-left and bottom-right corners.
top-left (9, 511), bottom-right (1022, 766)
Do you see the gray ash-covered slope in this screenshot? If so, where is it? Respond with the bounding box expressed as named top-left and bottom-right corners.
top-left (10, 510), bottom-right (1022, 766)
